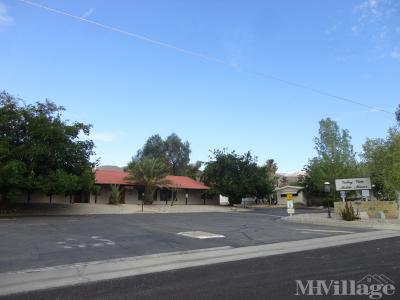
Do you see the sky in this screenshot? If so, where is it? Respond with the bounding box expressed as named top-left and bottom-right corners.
top-left (0, 0), bottom-right (399, 173)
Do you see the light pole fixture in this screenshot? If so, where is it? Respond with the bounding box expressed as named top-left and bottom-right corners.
top-left (324, 182), bottom-right (331, 218)
top-left (371, 184), bottom-right (376, 201)
top-left (142, 192), bottom-right (144, 213)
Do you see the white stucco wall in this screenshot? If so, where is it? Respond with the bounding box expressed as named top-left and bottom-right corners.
top-left (276, 187), bottom-right (306, 205)
top-left (14, 191), bottom-right (70, 204)
top-left (13, 185), bottom-right (216, 205)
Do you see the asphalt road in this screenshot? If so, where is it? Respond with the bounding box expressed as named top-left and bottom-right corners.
top-left (0, 208), bottom-right (370, 273)
top-left (4, 236), bottom-right (399, 300)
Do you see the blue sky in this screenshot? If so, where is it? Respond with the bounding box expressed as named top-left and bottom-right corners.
top-left (1, 0), bottom-right (399, 172)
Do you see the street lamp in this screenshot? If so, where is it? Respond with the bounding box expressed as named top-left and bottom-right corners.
top-left (371, 184), bottom-right (376, 201)
top-left (324, 182), bottom-right (332, 218)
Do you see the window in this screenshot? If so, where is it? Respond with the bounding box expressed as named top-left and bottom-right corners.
top-left (280, 193), bottom-right (299, 198)
top-left (160, 189), bottom-right (171, 201)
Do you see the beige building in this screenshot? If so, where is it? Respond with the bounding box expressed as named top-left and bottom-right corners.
top-left (13, 169), bottom-right (214, 205)
top-left (93, 169), bottom-right (214, 205)
top-left (275, 186), bottom-right (306, 205)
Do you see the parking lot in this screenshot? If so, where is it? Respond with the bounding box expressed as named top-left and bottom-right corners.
top-left (0, 208), bottom-right (373, 273)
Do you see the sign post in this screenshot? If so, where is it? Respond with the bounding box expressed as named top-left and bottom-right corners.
top-left (340, 191), bottom-right (346, 202)
top-left (287, 193), bottom-right (295, 216)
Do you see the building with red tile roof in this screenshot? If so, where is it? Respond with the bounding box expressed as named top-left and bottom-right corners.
top-left (93, 169), bottom-right (212, 205)
top-left (95, 169), bottom-right (209, 190)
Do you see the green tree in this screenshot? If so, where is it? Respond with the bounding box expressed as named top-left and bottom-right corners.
top-left (264, 159), bottom-right (279, 188)
top-left (202, 149), bottom-right (273, 205)
top-left (362, 128), bottom-right (400, 200)
top-left (137, 134), bottom-right (166, 159)
top-left (185, 161), bottom-right (203, 179)
top-left (280, 175), bottom-right (289, 187)
top-left (136, 133), bottom-right (196, 176)
top-left (125, 157), bottom-right (170, 204)
top-left (302, 118), bottom-right (358, 202)
top-left (164, 133), bottom-right (191, 175)
top-left (0, 91), bottom-right (96, 206)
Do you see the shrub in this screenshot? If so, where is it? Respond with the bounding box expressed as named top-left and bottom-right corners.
top-left (339, 202), bottom-right (359, 221)
top-left (108, 184), bottom-right (121, 205)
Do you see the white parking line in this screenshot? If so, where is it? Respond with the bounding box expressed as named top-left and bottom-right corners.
top-left (177, 231), bottom-right (225, 239)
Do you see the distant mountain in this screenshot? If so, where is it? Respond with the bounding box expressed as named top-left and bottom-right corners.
top-left (276, 171), bottom-right (305, 187)
top-left (97, 165), bottom-right (123, 171)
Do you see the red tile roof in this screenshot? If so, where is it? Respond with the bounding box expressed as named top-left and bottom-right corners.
top-left (95, 169), bottom-right (209, 190)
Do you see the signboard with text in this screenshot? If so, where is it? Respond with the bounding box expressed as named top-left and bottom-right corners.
top-left (335, 178), bottom-right (371, 191)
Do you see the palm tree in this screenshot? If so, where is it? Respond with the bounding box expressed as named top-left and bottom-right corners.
top-left (125, 157), bottom-right (170, 204)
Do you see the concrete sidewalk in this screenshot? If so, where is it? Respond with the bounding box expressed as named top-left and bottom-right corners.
top-left (0, 203), bottom-right (247, 217)
top-left (283, 212), bottom-right (400, 230)
top-left (1, 229), bottom-right (399, 297)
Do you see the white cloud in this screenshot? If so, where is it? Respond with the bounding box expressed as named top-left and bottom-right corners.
top-left (90, 132), bottom-right (117, 142)
top-left (81, 8), bottom-right (95, 19)
top-left (0, 2), bottom-right (15, 27)
top-left (351, 25), bottom-right (359, 35)
top-left (356, 0), bottom-right (390, 20)
top-left (366, 107), bottom-right (381, 113)
top-left (325, 22), bottom-right (342, 35)
top-left (390, 48), bottom-right (400, 59)
top-left (352, 0), bottom-right (400, 60)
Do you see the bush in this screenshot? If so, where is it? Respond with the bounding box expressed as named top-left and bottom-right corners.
top-left (108, 184), bottom-right (121, 205)
top-left (339, 202), bottom-right (359, 221)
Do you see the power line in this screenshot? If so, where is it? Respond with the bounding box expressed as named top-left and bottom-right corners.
top-left (17, 0), bottom-right (395, 115)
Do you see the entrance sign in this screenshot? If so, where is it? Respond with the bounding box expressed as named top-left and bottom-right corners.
top-left (335, 178), bottom-right (371, 191)
top-left (287, 193), bottom-right (293, 200)
top-left (362, 190), bottom-right (370, 198)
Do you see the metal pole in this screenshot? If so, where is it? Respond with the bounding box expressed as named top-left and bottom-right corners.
top-left (327, 199), bottom-right (331, 218)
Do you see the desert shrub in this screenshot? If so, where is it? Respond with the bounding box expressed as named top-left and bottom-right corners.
top-left (108, 184), bottom-right (121, 205)
top-left (339, 202), bottom-right (359, 221)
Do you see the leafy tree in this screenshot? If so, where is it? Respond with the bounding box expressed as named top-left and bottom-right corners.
top-left (396, 104), bottom-right (400, 126)
top-left (125, 157), bottom-right (170, 204)
top-left (185, 161), bottom-right (203, 179)
top-left (302, 118), bottom-right (359, 202)
top-left (137, 134), bottom-right (166, 159)
top-left (264, 159), bottom-right (279, 188)
top-left (202, 149), bottom-right (273, 205)
top-left (136, 133), bottom-right (195, 176)
top-left (362, 128), bottom-right (400, 200)
top-left (280, 175), bottom-right (289, 187)
top-left (0, 91), bottom-right (96, 206)
top-left (164, 133), bottom-right (191, 175)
